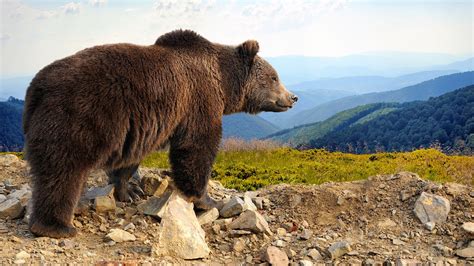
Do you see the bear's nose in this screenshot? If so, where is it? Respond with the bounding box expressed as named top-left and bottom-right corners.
top-left (290, 94), bottom-right (298, 103)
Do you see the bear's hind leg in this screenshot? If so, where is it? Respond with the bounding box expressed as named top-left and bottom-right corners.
top-left (29, 168), bottom-right (88, 238)
top-left (106, 164), bottom-right (144, 202)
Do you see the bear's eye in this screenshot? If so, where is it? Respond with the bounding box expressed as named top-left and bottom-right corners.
top-left (271, 76), bottom-right (278, 82)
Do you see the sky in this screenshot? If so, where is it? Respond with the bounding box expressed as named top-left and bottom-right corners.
top-left (0, 0), bottom-right (473, 78)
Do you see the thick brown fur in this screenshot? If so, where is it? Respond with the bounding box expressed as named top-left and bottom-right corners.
top-left (23, 29), bottom-right (297, 238)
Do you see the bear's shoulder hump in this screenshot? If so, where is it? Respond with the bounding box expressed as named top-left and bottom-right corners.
top-left (154, 30), bottom-right (211, 48)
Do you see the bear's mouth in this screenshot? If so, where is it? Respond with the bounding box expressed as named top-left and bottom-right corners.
top-left (276, 103), bottom-right (293, 109)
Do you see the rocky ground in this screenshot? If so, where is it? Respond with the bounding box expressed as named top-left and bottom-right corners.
top-left (0, 153), bottom-right (473, 265)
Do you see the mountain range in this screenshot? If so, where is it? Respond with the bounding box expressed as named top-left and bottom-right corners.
top-left (285, 71), bottom-right (474, 127)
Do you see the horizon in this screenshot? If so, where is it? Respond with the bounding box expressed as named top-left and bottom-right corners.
top-left (1, 0), bottom-right (473, 78)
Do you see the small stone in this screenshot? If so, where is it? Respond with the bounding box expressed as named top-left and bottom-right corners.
top-left (7, 188), bottom-right (31, 206)
top-left (301, 220), bottom-right (309, 228)
top-left (59, 239), bottom-right (75, 249)
top-left (140, 173), bottom-right (162, 196)
top-left (211, 224), bottom-right (221, 234)
top-left (377, 218), bottom-right (397, 229)
top-left (157, 192), bottom-right (210, 259)
top-left (15, 251), bottom-right (30, 260)
top-left (424, 221), bottom-right (436, 231)
top-left (392, 239), bottom-right (406, 245)
top-left (214, 218), bottom-right (233, 230)
top-left (0, 154), bottom-right (20, 166)
top-left (246, 255), bottom-right (253, 263)
top-left (470, 191), bottom-right (474, 197)
top-left (40, 250), bottom-right (55, 257)
top-left (94, 195), bottom-right (116, 213)
top-left (298, 229), bottom-right (313, 240)
top-left (413, 192), bottom-right (450, 225)
top-left (253, 197), bottom-right (264, 210)
top-left (105, 229), bottom-right (136, 243)
top-left (0, 198), bottom-right (24, 219)
top-left (299, 260), bottom-right (313, 266)
top-left (228, 210), bottom-right (272, 235)
top-left (233, 238), bottom-right (246, 252)
top-left (262, 246), bottom-right (289, 266)
top-left (153, 179), bottom-right (169, 197)
top-left (13, 260), bottom-right (25, 264)
top-left (456, 247), bottom-right (474, 258)
top-left (0, 195), bottom-right (6, 203)
top-left (243, 195), bottom-right (257, 211)
top-left (274, 239), bottom-right (285, 247)
top-left (433, 244), bottom-right (453, 257)
top-left (124, 223), bottom-right (135, 231)
top-left (276, 227), bottom-right (287, 237)
top-left (197, 208), bottom-right (219, 225)
top-left (287, 249), bottom-right (297, 259)
top-left (307, 248), bottom-right (322, 260)
top-left (400, 190), bottom-right (413, 201)
top-left (137, 190), bottom-right (173, 218)
top-left (219, 197), bottom-right (247, 218)
top-left (83, 184), bottom-right (115, 200)
top-left (228, 229), bottom-right (252, 237)
top-left (328, 241), bottom-right (352, 259)
top-left (461, 222), bottom-right (474, 234)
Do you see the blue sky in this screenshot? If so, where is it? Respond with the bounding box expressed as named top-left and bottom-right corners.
top-left (1, 0), bottom-right (473, 78)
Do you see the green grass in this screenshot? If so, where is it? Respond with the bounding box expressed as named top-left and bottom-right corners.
top-left (5, 148), bottom-right (473, 191)
top-left (142, 148), bottom-right (473, 191)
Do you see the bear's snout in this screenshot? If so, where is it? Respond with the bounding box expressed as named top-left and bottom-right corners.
top-left (290, 94), bottom-right (298, 103)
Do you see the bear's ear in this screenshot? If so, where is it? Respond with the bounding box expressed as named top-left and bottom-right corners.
top-left (238, 40), bottom-right (259, 58)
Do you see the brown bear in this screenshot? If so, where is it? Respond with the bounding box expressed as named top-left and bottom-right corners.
top-left (23, 29), bottom-right (298, 238)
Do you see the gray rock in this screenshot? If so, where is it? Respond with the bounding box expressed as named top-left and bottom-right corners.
top-left (0, 194), bottom-right (6, 203)
top-left (298, 229), bottom-right (313, 240)
top-left (137, 189), bottom-right (173, 218)
top-left (456, 247), bottom-right (474, 258)
top-left (105, 229), bottom-right (136, 243)
top-left (461, 222), bottom-right (474, 234)
top-left (228, 210), bottom-right (272, 235)
top-left (197, 208), bottom-right (219, 225)
top-left (0, 154), bottom-right (20, 166)
top-left (253, 197), bottom-right (264, 210)
top-left (140, 172), bottom-right (163, 196)
top-left (262, 246), bottom-right (289, 266)
top-left (424, 221), bottom-right (436, 231)
top-left (328, 241), bottom-right (352, 259)
top-left (433, 244), bottom-right (453, 257)
top-left (94, 195), bottom-right (116, 213)
top-left (392, 239), bottom-right (406, 245)
top-left (0, 198), bottom-right (24, 219)
top-left (7, 188), bottom-right (31, 206)
top-left (157, 192), bottom-right (210, 259)
top-left (228, 229), bottom-right (252, 237)
top-left (219, 196), bottom-right (247, 218)
top-left (233, 238), bottom-right (246, 252)
top-left (83, 184), bottom-right (115, 200)
top-left (299, 260), bottom-right (313, 266)
top-left (243, 195), bottom-right (257, 211)
top-left (15, 250), bottom-right (30, 260)
top-left (153, 178), bottom-right (169, 197)
top-left (307, 248), bottom-right (322, 260)
top-left (413, 192), bottom-right (450, 225)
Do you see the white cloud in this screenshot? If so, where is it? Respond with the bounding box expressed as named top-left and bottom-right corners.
top-left (62, 2), bottom-right (81, 14)
top-left (153, 0), bottom-right (216, 18)
top-left (89, 0), bottom-right (107, 7)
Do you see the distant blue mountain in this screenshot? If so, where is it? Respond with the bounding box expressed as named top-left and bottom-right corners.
top-left (287, 71), bottom-right (474, 127)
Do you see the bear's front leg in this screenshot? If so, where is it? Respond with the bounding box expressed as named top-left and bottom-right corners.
top-left (169, 123), bottom-right (222, 210)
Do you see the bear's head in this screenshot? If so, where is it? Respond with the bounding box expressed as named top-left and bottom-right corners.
top-left (237, 40), bottom-right (298, 114)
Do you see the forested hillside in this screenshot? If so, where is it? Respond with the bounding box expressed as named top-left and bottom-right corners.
top-left (310, 85), bottom-right (474, 154)
top-left (0, 97), bottom-right (24, 151)
top-left (266, 103), bottom-right (400, 147)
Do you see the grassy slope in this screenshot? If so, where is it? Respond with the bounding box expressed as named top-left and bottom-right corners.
top-left (6, 148), bottom-right (473, 191)
top-left (141, 148), bottom-right (473, 191)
